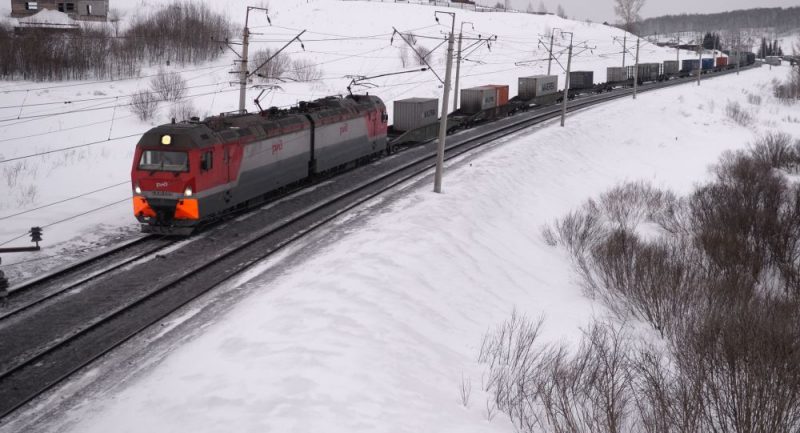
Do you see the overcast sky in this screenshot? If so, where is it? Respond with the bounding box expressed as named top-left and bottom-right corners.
top-left (504, 0), bottom-right (798, 23)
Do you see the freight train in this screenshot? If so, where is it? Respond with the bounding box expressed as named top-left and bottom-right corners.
top-left (131, 52), bottom-right (757, 234)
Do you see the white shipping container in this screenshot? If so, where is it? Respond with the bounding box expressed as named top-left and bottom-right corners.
top-left (393, 98), bottom-right (439, 132)
top-left (460, 86), bottom-right (498, 114)
top-left (518, 75), bottom-right (558, 99)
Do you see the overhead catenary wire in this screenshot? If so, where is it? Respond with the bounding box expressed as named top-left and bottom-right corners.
top-left (0, 181), bottom-right (130, 221)
top-left (0, 198), bottom-right (129, 247)
top-left (0, 87), bottom-right (240, 124)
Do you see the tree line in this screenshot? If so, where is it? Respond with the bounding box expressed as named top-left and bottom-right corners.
top-left (637, 7), bottom-right (800, 36)
top-left (0, 1), bottom-right (231, 81)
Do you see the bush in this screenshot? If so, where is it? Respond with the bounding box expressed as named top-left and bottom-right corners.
top-left (167, 100), bottom-right (196, 122)
top-left (150, 69), bottom-right (187, 102)
top-left (725, 100), bottom-right (753, 126)
top-left (415, 45), bottom-right (433, 66)
top-left (130, 90), bottom-right (159, 121)
top-left (749, 132), bottom-right (799, 170)
top-left (250, 48), bottom-right (291, 82)
top-left (288, 58), bottom-right (323, 82)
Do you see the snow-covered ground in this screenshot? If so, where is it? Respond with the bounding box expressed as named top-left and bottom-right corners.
top-left (0, 0), bottom-right (706, 274)
top-left (1, 1), bottom-right (800, 431)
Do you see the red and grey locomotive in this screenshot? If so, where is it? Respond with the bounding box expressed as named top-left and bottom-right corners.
top-left (131, 94), bottom-right (388, 234)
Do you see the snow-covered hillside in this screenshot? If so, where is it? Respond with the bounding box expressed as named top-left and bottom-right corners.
top-left (0, 0), bottom-right (704, 272)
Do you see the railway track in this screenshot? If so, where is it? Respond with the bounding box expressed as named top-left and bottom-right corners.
top-left (0, 235), bottom-right (176, 322)
top-left (0, 65), bottom-right (754, 421)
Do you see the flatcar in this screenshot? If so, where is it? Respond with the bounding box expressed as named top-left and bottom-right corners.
top-left (131, 94), bottom-right (388, 234)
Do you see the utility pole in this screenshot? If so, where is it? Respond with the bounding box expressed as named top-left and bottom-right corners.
top-left (434, 11), bottom-right (456, 194)
top-left (697, 34), bottom-right (702, 86)
top-left (622, 33), bottom-right (627, 67)
top-left (453, 21), bottom-right (473, 111)
top-left (547, 27), bottom-right (560, 75)
top-left (560, 31), bottom-right (573, 127)
top-left (736, 34), bottom-right (741, 75)
top-left (633, 37), bottom-right (640, 99)
top-left (676, 33), bottom-right (680, 64)
top-left (238, 6), bottom-right (270, 114)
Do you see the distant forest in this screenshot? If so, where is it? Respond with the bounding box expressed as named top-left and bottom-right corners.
top-left (637, 7), bottom-right (800, 36)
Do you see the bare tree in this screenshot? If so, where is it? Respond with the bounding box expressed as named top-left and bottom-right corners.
top-left (614, 0), bottom-right (646, 33)
top-left (557, 5), bottom-right (567, 18)
top-left (537, 1), bottom-right (548, 14)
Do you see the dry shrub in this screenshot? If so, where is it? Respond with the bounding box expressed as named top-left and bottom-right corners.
top-left (748, 132), bottom-right (800, 170)
top-left (150, 69), bottom-right (187, 101)
top-left (130, 90), bottom-right (159, 121)
top-left (479, 317), bottom-right (635, 433)
top-left (288, 58), bottom-right (323, 82)
top-left (725, 100), bottom-right (753, 126)
top-left (415, 45), bottom-right (433, 66)
top-left (250, 48), bottom-right (291, 81)
top-left (167, 100), bottom-right (196, 122)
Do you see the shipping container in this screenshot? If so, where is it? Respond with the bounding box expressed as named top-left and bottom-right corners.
top-left (626, 63), bottom-right (660, 82)
top-left (569, 71), bottom-right (594, 90)
top-left (681, 59), bottom-right (700, 72)
top-left (518, 75), bottom-right (558, 99)
top-left (393, 98), bottom-right (439, 132)
top-left (701, 58), bottom-right (714, 70)
top-left (715, 57), bottom-right (728, 67)
top-left (487, 84), bottom-right (510, 106)
top-left (663, 60), bottom-right (679, 75)
top-left (606, 67), bottom-right (628, 83)
top-left (460, 86), bottom-right (500, 114)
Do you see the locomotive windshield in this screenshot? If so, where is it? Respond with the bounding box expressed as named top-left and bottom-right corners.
top-left (138, 150), bottom-right (189, 172)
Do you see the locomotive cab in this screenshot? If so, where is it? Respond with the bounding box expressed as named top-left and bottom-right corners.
top-left (131, 123), bottom-right (221, 235)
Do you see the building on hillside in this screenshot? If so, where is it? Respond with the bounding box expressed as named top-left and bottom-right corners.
top-left (10, 1), bottom-right (109, 21)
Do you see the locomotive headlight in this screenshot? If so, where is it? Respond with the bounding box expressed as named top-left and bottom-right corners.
top-left (161, 134), bottom-right (172, 145)
top-left (134, 183), bottom-right (142, 194)
top-left (184, 186), bottom-right (193, 197)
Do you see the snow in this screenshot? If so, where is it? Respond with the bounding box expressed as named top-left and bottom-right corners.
top-left (1, 0), bottom-right (800, 431)
top-left (17, 9), bottom-right (77, 26)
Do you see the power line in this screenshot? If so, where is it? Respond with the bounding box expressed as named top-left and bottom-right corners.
top-left (0, 87), bottom-right (239, 123)
top-left (0, 198), bottom-right (129, 247)
top-left (0, 181), bottom-right (130, 221)
top-left (0, 63), bottom-right (231, 94)
top-left (0, 133), bottom-right (143, 164)
top-left (0, 81), bottom-right (230, 113)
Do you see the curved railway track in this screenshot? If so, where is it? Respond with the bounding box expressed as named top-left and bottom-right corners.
top-left (0, 66), bottom-right (754, 421)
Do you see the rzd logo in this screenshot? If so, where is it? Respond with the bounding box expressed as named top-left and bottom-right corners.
top-left (156, 182), bottom-right (168, 188)
top-left (339, 123), bottom-right (349, 136)
top-left (272, 140), bottom-right (284, 154)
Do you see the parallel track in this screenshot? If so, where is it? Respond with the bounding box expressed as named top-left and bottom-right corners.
top-left (0, 236), bottom-right (175, 322)
top-left (0, 65), bottom-right (755, 421)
